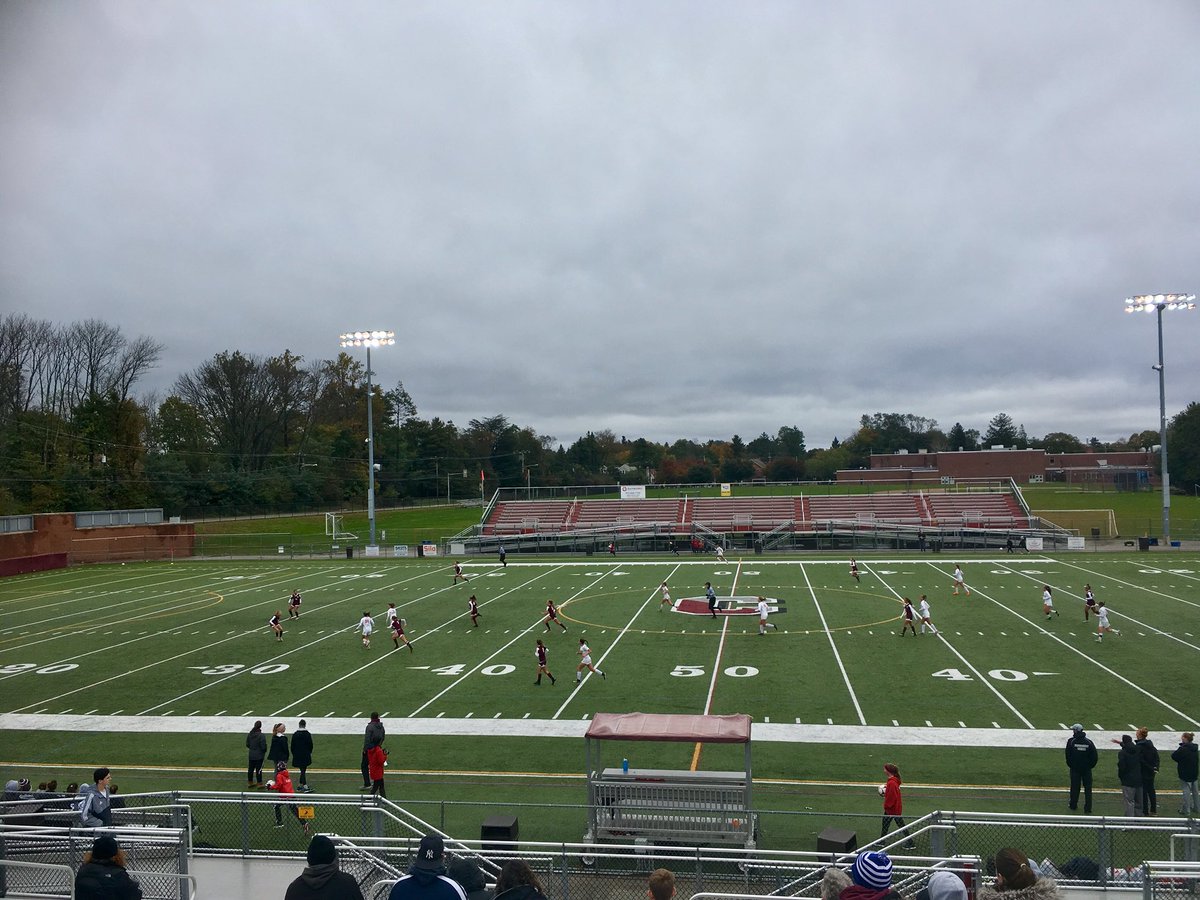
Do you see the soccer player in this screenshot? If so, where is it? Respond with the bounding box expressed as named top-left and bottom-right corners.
top-left (543, 599), bottom-right (568, 633)
top-left (576, 639), bottom-right (605, 682)
top-left (385, 603), bottom-right (399, 626)
top-left (705, 582), bottom-right (718, 619)
top-left (498, 545), bottom-right (507, 567)
top-left (756, 596), bottom-right (777, 635)
top-left (917, 594), bottom-right (937, 634)
top-left (452, 562), bottom-right (468, 584)
top-left (534, 639), bottom-right (556, 685)
top-left (658, 582), bottom-right (672, 611)
top-left (390, 616), bottom-right (413, 652)
top-left (849, 558), bottom-right (861, 584)
top-left (1042, 585), bottom-right (1059, 620)
top-left (288, 590), bottom-right (302, 619)
top-left (1095, 601), bottom-right (1121, 641)
top-left (468, 594), bottom-right (481, 627)
top-left (358, 611), bottom-right (375, 649)
top-left (608, 542), bottom-right (616, 556)
top-left (1084, 584), bottom-right (1097, 620)
top-left (715, 545), bottom-right (727, 563)
top-left (899, 598), bottom-right (917, 636)
top-left (269, 611), bottom-right (284, 642)
top-left (951, 564), bottom-right (970, 596)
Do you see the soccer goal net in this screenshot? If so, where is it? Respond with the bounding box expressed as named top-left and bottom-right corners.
top-left (1032, 508), bottom-right (1118, 538)
top-left (325, 513), bottom-right (358, 541)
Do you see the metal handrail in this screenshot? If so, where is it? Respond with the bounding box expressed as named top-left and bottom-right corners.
top-left (0, 859), bottom-right (76, 899)
top-left (126, 869), bottom-right (198, 900)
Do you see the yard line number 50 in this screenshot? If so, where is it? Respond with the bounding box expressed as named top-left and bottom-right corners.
top-left (671, 665), bottom-right (759, 678)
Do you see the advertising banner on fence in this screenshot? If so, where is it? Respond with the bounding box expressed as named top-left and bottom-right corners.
top-left (620, 485), bottom-right (646, 500)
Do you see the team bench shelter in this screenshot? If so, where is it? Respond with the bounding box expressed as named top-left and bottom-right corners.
top-left (584, 712), bottom-right (756, 850)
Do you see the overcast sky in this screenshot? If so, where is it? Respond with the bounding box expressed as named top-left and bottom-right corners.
top-left (2, 1), bottom-right (1198, 449)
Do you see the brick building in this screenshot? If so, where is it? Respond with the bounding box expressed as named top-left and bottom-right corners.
top-left (838, 448), bottom-right (1155, 487)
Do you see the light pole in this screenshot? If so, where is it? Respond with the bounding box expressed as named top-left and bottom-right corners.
top-left (1124, 294), bottom-right (1195, 545)
top-left (339, 330), bottom-right (395, 547)
top-left (526, 463), bottom-right (540, 497)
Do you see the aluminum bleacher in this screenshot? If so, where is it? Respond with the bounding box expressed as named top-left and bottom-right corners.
top-left (925, 492), bottom-right (1028, 528)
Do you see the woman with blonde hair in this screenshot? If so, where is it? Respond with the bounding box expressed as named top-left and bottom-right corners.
top-left (75, 835), bottom-right (142, 899)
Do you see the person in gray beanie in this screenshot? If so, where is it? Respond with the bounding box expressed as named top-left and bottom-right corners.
top-left (284, 834), bottom-right (365, 900)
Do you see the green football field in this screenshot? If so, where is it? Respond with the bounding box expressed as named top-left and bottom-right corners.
top-left (1, 551), bottom-right (1197, 845)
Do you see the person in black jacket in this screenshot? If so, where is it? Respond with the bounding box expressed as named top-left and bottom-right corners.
top-left (269, 722), bottom-right (290, 771)
top-left (75, 835), bottom-right (142, 900)
top-left (493, 859), bottom-right (548, 900)
top-left (285, 834), bottom-right (365, 900)
top-left (246, 720), bottom-right (267, 788)
top-left (1135, 727), bottom-right (1160, 815)
top-left (1065, 724), bottom-right (1098, 814)
top-left (292, 720), bottom-right (314, 793)
top-left (1116, 734), bottom-right (1143, 817)
top-left (1171, 732), bottom-right (1198, 816)
top-left (448, 857), bottom-right (494, 900)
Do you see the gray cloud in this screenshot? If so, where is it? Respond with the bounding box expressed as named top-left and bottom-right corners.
top-left (2, 1), bottom-right (1198, 447)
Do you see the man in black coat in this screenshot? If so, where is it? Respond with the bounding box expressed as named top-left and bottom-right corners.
top-left (1135, 727), bottom-right (1160, 815)
top-left (1065, 723), bottom-right (1098, 814)
top-left (1172, 732), bottom-right (1198, 816)
top-left (292, 720), bottom-right (314, 793)
top-left (285, 834), bottom-right (365, 900)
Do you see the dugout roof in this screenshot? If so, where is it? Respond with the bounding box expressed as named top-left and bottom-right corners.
top-left (585, 712), bottom-right (751, 744)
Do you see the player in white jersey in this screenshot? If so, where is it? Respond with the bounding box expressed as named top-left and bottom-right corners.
top-left (576, 639), bottom-right (605, 682)
top-left (385, 603), bottom-right (399, 625)
top-left (358, 611), bottom-right (375, 648)
top-left (917, 594), bottom-right (937, 634)
top-left (951, 565), bottom-right (970, 596)
top-left (715, 545), bottom-right (727, 563)
top-left (658, 582), bottom-right (672, 611)
top-left (1042, 585), bottom-right (1059, 620)
top-left (1095, 601), bottom-right (1120, 641)
top-left (756, 597), bottom-right (777, 635)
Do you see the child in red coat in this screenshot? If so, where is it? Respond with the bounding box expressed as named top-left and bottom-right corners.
top-left (367, 744), bottom-right (387, 799)
top-left (267, 761), bottom-right (309, 833)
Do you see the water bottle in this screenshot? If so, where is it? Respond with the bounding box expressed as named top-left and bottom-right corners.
top-left (622, 758), bottom-right (629, 774)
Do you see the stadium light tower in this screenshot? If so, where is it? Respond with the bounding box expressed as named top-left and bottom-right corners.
top-left (1124, 294), bottom-right (1196, 545)
top-left (339, 330), bottom-right (396, 547)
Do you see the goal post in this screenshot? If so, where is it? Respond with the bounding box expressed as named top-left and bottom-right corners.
top-left (325, 513), bottom-right (358, 541)
top-left (1031, 508), bottom-right (1118, 538)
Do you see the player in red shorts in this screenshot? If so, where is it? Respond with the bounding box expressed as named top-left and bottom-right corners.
top-left (288, 590), bottom-right (302, 619)
top-left (543, 599), bottom-right (568, 633)
top-left (390, 616), bottom-right (413, 652)
top-left (534, 639), bottom-right (556, 685)
top-left (268, 611), bottom-right (284, 642)
top-left (468, 595), bottom-right (481, 627)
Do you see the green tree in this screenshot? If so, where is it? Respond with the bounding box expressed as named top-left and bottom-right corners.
top-left (1037, 432), bottom-right (1086, 454)
top-left (1166, 402), bottom-right (1200, 495)
top-left (776, 426), bottom-right (806, 458)
top-left (983, 413), bottom-right (1020, 448)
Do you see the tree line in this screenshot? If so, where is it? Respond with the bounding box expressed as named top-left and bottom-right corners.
top-left (2, 314), bottom-right (1197, 518)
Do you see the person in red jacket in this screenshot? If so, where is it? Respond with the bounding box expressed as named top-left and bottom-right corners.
top-left (879, 764), bottom-right (915, 848)
top-left (267, 761), bottom-right (310, 834)
top-left (367, 743), bottom-right (387, 799)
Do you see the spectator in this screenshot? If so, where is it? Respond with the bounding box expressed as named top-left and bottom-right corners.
top-left (1135, 727), bottom-right (1160, 815)
top-left (367, 743), bottom-right (387, 799)
top-left (3, 778), bottom-right (29, 801)
top-left (284, 834), bottom-right (365, 900)
top-left (293, 720), bottom-right (315, 793)
top-left (269, 722), bottom-right (291, 770)
top-left (648, 868), bottom-right (675, 900)
top-left (917, 871), bottom-right (967, 900)
top-left (979, 847), bottom-right (1060, 900)
top-left (77, 768), bottom-right (113, 827)
top-left (109, 783), bottom-right (126, 811)
top-left (1172, 732), bottom-right (1198, 816)
top-left (493, 860), bottom-right (549, 900)
top-left (75, 834), bottom-right (143, 900)
top-left (1116, 735), bottom-right (1143, 817)
top-left (448, 857), bottom-right (494, 900)
top-left (1065, 724), bottom-right (1097, 814)
top-left (247, 720), bottom-right (267, 788)
top-left (362, 713), bottom-right (385, 791)
top-left (820, 866), bottom-right (852, 900)
top-left (387, 834), bottom-right (467, 900)
top-left (837, 851), bottom-right (901, 900)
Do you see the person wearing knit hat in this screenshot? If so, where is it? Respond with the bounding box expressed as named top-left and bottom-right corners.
top-left (977, 847), bottom-right (1062, 900)
top-left (284, 834), bottom-right (365, 900)
top-left (917, 871), bottom-right (968, 900)
top-left (75, 834), bottom-right (142, 900)
top-left (831, 850), bottom-right (903, 900)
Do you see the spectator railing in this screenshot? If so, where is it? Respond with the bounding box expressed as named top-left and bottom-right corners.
top-left (1142, 860), bottom-right (1200, 900)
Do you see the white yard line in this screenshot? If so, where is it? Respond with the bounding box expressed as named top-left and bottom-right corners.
top-left (968, 562), bottom-right (1200, 727)
top-left (801, 563), bottom-right (866, 725)
top-left (1064, 558), bottom-right (1200, 612)
top-left (864, 562), bottom-right (1036, 729)
top-left (700, 562), bottom-right (737, 715)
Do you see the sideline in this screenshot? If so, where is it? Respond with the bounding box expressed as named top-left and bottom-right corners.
top-left (0, 712), bottom-right (1116, 749)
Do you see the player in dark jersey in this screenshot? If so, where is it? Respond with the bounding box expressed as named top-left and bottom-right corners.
top-left (849, 559), bottom-right (861, 584)
top-left (534, 639), bottom-right (556, 685)
top-left (899, 598), bottom-right (917, 636)
top-left (452, 562), bottom-right (469, 584)
top-left (543, 599), bottom-right (568, 633)
top-left (269, 611), bottom-right (284, 641)
top-left (288, 590), bottom-right (302, 619)
top-left (1084, 584), bottom-right (1097, 620)
top-left (390, 616), bottom-right (413, 652)
top-left (468, 595), bottom-right (481, 627)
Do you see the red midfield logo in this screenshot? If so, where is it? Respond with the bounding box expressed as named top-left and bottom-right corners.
top-left (671, 596), bottom-right (786, 617)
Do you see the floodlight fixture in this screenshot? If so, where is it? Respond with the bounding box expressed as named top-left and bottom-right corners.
top-left (1123, 294), bottom-right (1194, 545)
top-left (338, 328), bottom-right (394, 547)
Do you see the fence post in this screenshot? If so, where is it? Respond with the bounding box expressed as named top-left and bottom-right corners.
top-left (931, 811), bottom-right (946, 858)
top-left (241, 797), bottom-right (251, 857)
top-left (1140, 863), bottom-right (1151, 900)
top-left (560, 843), bottom-right (569, 900)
